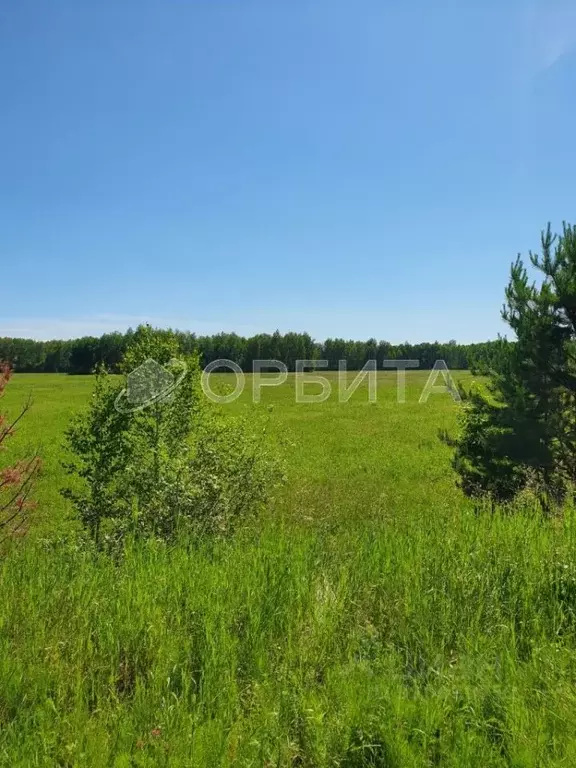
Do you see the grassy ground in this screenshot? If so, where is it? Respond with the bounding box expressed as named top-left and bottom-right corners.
top-left (2, 371), bottom-right (470, 528)
top-left (2, 372), bottom-right (576, 766)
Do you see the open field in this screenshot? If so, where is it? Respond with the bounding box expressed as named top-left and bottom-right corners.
top-left (2, 371), bottom-right (576, 766)
top-left (3, 371), bottom-right (471, 530)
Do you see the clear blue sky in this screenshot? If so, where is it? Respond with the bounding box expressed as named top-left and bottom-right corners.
top-left (2, 1), bottom-right (575, 343)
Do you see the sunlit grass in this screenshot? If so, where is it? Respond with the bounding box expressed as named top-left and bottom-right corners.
top-left (3, 371), bottom-right (575, 765)
top-left (2, 370), bottom-right (472, 529)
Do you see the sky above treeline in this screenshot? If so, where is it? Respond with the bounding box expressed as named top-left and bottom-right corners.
top-left (2, 1), bottom-right (576, 343)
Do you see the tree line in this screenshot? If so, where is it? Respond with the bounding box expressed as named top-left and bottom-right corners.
top-left (0, 329), bottom-right (503, 374)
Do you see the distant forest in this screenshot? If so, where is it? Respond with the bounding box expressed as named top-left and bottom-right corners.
top-left (0, 329), bottom-right (507, 374)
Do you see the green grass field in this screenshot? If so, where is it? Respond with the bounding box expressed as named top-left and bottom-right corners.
top-left (2, 372), bottom-right (576, 766)
top-left (3, 371), bottom-right (470, 530)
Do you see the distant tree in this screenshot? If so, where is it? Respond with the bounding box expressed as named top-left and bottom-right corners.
top-left (68, 336), bottom-right (101, 374)
top-left (0, 328), bottom-right (507, 374)
top-left (98, 332), bottom-right (126, 372)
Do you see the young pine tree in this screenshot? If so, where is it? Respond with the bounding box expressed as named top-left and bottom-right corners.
top-left (446, 223), bottom-right (576, 509)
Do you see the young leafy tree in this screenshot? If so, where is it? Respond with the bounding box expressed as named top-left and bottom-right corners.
top-left (61, 363), bottom-right (133, 542)
top-left (63, 325), bottom-right (282, 547)
top-left (63, 326), bottom-right (195, 543)
top-left (446, 223), bottom-right (576, 508)
top-left (0, 363), bottom-right (41, 539)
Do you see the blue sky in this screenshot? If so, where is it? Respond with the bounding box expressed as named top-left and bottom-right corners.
top-left (2, 1), bottom-right (576, 343)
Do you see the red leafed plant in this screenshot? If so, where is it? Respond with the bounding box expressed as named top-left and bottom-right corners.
top-left (0, 363), bottom-right (41, 540)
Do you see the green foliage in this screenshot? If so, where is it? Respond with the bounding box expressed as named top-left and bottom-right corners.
top-left (443, 381), bottom-right (525, 502)
top-left (1, 330), bottom-right (504, 373)
top-left (62, 325), bottom-right (282, 546)
top-left (447, 223), bottom-right (576, 507)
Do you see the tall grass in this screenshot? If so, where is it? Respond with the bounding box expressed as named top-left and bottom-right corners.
top-left (3, 373), bottom-right (576, 764)
top-left (1, 502), bottom-right (576, 766)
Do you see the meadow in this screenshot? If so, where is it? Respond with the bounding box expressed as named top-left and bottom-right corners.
top-left (1, 371), bottom-right (576, 766)
top-left (2, 371), bottom-right (468, 530)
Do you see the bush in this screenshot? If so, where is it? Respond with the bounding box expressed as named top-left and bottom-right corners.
top-left (62, 325), bottom-right (282, 547)
top-left (0, 362), bottom-right (40, 540)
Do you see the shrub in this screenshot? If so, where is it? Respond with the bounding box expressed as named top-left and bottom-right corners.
top-left (62, 325), bottom-right (282, 546)
top-left (0, 362), bottom-right (41, 540)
